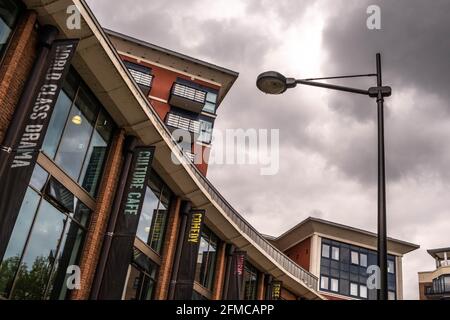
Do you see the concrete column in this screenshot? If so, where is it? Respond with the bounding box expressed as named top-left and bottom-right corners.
top-left (211, 241), bottom-right (227, 300)
top-left (71, 129), bottom-right (126, 300)
top-left (309, 234), bottom-right (321, 277)
top-left (154, 197), bottom-right (182, 300)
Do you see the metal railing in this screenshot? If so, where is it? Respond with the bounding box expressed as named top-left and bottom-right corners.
top-left (172, 82), bottom-right (207, 104)
top-left (165, 112), bottom-right (201, 134)
top-left (128, 68), bottom-right (153, 88)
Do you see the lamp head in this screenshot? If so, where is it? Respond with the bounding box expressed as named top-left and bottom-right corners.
top-left (256, 71), bottom-right (296, 94)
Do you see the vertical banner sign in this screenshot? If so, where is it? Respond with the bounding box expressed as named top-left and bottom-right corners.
top-left (0, 40), bottom-right (78, 260)
top-left (99, 146), bottom-right (155, 299)
top-left (226, 251), bottom-right (246, 300)
top-left (173, 209), bottom-right (205, 300)
top-left (271, 281), bottom-right (282, 300)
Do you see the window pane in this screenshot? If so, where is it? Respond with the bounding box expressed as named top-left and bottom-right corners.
top-left (136, 185), bottom-right (160, 245)
top-left (332, 247), bottom-right (339, 260)
top-left (360, 285), bottom-right (367, 298)
top-left (0, 0), bottom-right (21, 55)
top-left (322, 244), bottom-right (330, 258)
top-left (42, 90), bottom-right (74, 159)
top-left (388, 291), bottom-right (396, 300)
top-left (330, 278), bottom-right (339, 292)
top-left (320, 276), bottom-right (329, 290)
top-left (0, 187), bottom-right (40, 298)
top-left (388, 260), bottom-right (395, 274)
top-left (29, 165), bottom-right (49, 192)
top-left (79, 110), bottom-right (113, 196)
top-left (54, 87), bottom-right (98, 180)
top-left (351, 251), bottom-right (359, 265)
top-left (360, 254), bottom-right (368, 267)
top-left (350, 283), bottom-right (358, 296)
top-left (46, 223), bottom-right (86, 300)
top-left (10, 200), bottom-right (67, 300)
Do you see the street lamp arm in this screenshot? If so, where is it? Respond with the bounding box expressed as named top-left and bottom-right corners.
top-left (294, 79), bottom-right (370, 96)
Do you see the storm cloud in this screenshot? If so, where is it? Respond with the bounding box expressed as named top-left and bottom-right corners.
top-left (86, 0), bottom-right (450, 299)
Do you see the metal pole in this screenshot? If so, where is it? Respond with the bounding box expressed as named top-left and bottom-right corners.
top-left (376, 53), bottom-right (388, 300)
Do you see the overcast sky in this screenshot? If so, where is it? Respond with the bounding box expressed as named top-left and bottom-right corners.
top-left (86, 0), bottom-right (450, 299)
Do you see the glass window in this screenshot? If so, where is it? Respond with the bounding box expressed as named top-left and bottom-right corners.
top-left (0, 0), bottom-right (21, 58)
top-left (351, 251), bottom-right (359, 265)
top-left (0, 168), bottom-right (91, 300)
top-left (445, 276), bottom-right (450, 293)
top-left (198, 119), bottom-right (213, 144)
top-left (123, 249), bottom-right (157, 300)
top-left (360, 254), bottom-right (368, 267)
top-left (195, 227), bottom-right (218, 291)
top-left (330, 278), bottom-right (339, 292)
top-left (350, 283), bottom-right (358, 297)
top-left (203, 91), bottom-right (218, 114)
top-left (388, 260), bottom-right (395, 274)
top-left (319, 237), bottom-right (396, 300)
top-left (360, 285), bottom-right (367, 298)
top-left (0, 187), bottom-right (40, 298)
top-left (42, 69), bottom-right (115, 197)
top-left (388, 291), bottom-right (396, 300)
top-left (322, 244), bottom-right (330, 258)
top-left (136, 172), bottom-right (172, 254)
top-left (331, 247), bottom-right (339, 261)
top-left (242, 262), bottom-right (258, 300)
top-left (320, 276), bottom-right (329, 290)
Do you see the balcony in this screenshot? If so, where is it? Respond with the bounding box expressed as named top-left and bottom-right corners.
top-left (169, 82), bottom-right (207, 113)
top-left (165, 112), bottom-right (201, 139)
top-left (129, 68), bottom-right (153, 89)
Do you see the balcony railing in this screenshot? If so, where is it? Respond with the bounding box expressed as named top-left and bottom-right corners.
top-left (128, 68), bottom-right (153, 88)
top-left (165, 112), bottom-right (201, 137)
top-left (169, 82), bottom-right (207, 113)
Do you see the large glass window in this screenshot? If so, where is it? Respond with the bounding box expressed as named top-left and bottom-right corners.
top-left (0, 0), bottom-right (22, 59)
top-left (42, 68), bottom-right (115, 197)
top-left (123, 248), bottom-right (158, 300)
top-left (194, 227), bottom-right (218, 291)
top-left (136, 172), bottom-right (172, 254)
top-left (0, 165), bottom-right (91, 300)
top-left (242, 262), bottom-right (259, 300)
top-left (319, 238), bottom-right (397, 300)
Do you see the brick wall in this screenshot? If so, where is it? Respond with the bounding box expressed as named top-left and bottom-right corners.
top-left (211, 241), bottom-right (227, 300)
top-left (284, 237), bottom-right (311, 271)
top-left (71, 129), bottom-right (126, 300)
top-left (0, 11), bottom-right (37, 143)
top-left (153, 197), bottom-right (182, 300)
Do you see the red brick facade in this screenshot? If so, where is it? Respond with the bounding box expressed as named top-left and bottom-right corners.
top-left (153, 197), bottom-right (182, 300)
top-left (285, 237), bottom-right (311, 271)
top-left (0, 11), bottom-right (37, 144)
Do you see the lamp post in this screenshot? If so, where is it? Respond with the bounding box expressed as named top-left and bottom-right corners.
top-left (257, 53), bottom-right (391, 300)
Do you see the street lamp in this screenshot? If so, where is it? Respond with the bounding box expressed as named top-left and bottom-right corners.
top-left (257, 53), bottom-right (391, 300)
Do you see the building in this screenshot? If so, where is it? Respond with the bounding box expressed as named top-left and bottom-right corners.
top-left (0, 0), bottom-right (418, 301)
top-left (418, 248), bottom-right (450, 300)
top-left (105, 29), bottom-right (238, 176)
top-left (267, 217), bottom-right (419, 300)
top-left (0, 0), bottom-right (321, 301)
